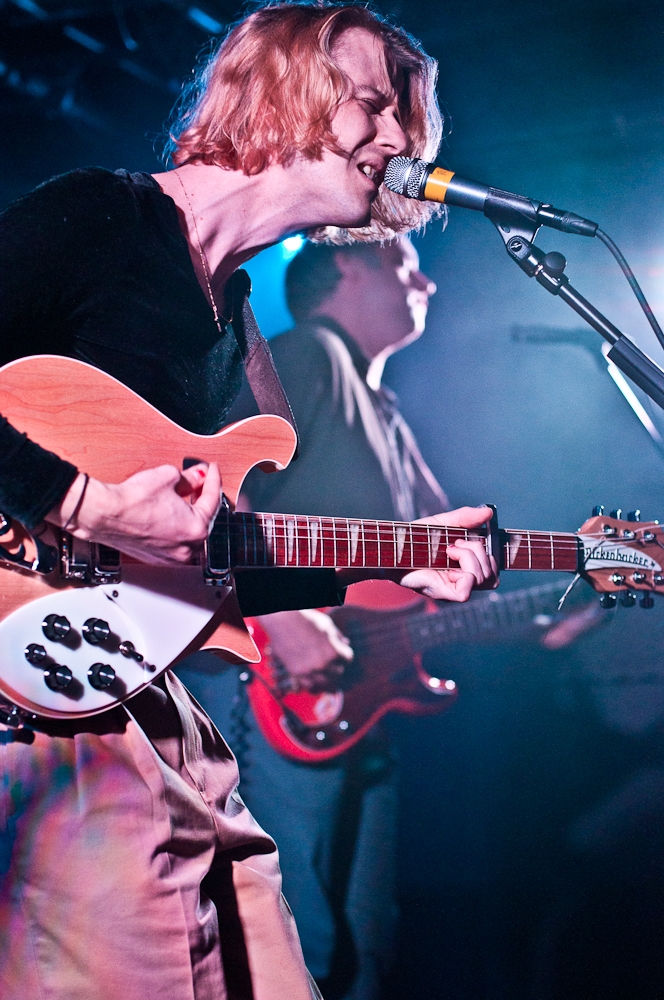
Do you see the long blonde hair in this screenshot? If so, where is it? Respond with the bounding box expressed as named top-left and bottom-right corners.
top-left (167, 2), bottom-right (444, 244)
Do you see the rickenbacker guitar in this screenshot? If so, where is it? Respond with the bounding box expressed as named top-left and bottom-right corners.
top-left (244, 578), bottom-right (596, 763)
top-left (0, 355), bottom-right (661, 724)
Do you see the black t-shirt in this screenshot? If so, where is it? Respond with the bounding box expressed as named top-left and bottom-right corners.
top-left (0, 167), bottom-right (245, 526)
top-left (0, 167), bottom-right (341, 613)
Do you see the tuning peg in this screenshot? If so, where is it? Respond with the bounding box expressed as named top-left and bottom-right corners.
top-left (592, 505), bottom-right (604, 516)
top-left (609, 509), bottom-right (622, 519)
top-left (627, 510), bottom-right (641, 522)
top-left (620, 591), bottom-right (637, 607)
top-left (640, 593), bottom-right (655, 609)
top-left (600, 594), bottom-right (617, 609)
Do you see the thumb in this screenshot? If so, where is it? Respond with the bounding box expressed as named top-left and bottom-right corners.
top-left (191, 462), bottom-right (222, 524)
top-left (435, 505), bottom-right (493, 529)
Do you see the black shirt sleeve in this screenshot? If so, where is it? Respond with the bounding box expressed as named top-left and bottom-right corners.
top-left (0, 418), bottom-right (78, 528)
top-left (0, 175), bottom-right (92, 525)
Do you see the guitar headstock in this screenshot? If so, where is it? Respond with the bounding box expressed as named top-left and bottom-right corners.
top-left (577, 510), bottom-right (664, 598)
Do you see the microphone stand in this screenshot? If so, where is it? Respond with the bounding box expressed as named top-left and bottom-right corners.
top-left (483, 196), bottom-right (664, 410)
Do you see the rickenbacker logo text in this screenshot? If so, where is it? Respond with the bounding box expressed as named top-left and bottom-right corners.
top-left (578, 535), bottom-right (661, 573)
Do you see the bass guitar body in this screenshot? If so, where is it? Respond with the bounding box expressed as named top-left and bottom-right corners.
top-left (0, 355), bottom-right (296, 719)
top-left (246, 580), bottom-right (458, 764)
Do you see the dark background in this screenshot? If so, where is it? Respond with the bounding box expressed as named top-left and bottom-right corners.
top-left (3, 1), bottom-right (664, 997)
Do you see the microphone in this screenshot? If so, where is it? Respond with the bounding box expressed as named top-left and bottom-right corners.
top-left (383, 156), bottom-right (598, 238)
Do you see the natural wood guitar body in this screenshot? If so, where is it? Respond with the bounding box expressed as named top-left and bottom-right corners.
top-left (0, 355), bottom-right (297, 717)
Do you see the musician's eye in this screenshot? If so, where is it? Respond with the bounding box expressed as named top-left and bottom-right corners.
top-left (360, 99), bottom-right (382, 114)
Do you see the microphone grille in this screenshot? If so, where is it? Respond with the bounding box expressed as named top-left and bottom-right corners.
top-left (383, 156), bottom-right (427, 199)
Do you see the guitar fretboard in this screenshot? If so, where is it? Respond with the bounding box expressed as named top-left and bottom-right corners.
top-left (406, 580), bottom-right (571, 655)
top-left (208, 513), bottom-right (581, 574)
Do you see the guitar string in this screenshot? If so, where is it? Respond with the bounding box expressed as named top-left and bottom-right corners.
top-left (320, 582), bottom-right (572, 646)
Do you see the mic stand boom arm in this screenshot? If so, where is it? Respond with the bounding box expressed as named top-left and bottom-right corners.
top-left (483, 194), bottom-right (664, 410)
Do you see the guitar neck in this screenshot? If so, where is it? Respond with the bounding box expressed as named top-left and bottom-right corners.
top-left (406, 580), bottom-right (571, 655)
top-left (211, 513), bottom-right (581, 574)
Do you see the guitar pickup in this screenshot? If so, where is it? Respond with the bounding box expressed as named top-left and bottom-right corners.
top-left (204, 494), bottom-right (232, 586)
top-left (59, 532), bottom-right (121, 584)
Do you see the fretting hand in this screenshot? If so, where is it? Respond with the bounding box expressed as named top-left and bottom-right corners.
top-left (337, 505), bottom-right (498, 602)
top-left (46, 463), bottom-right (221, 566)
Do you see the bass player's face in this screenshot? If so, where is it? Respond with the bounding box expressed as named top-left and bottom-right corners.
top-left (337, 238), bottom-right (436, 359)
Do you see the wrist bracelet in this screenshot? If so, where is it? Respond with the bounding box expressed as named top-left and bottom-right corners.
top-left (62, 473), bottom-right (90, 533)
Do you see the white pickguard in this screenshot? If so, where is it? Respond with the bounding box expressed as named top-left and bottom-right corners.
top-left (0, 566), bottom-right (229, 716)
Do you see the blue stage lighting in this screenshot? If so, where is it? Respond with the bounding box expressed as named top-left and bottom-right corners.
top-left (187, 7), bottom-right (223, 33)
top-left (282, 235), bottom-right (304, 259)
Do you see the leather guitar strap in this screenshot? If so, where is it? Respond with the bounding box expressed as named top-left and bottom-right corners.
top-left (229, 269), bottom-right (300, 459)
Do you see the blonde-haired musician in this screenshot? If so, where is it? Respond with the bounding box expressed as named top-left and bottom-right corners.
top-left (0, 5), bottom-right (495, 998)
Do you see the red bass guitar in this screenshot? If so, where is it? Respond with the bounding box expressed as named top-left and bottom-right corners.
top-left (244, 578), bottom-right (597, 762)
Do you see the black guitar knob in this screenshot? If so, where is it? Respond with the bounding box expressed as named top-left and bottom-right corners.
top-left (88, 662), bottom-right (116, 690)
top-left (82, 618), bottom-right (110, 645)
top-left (609, 509), bottom-right (622, 519)
top-left (600, 594), bottom-right (617, 609)
top-left (44, 665), bottom-right (73, 691)
top-left (42, 614), bottom-right (71, 642)
top-left (620, 591), bottom-right (636, 607)
top-left (119, 640), bottom-right (143, 662)
top-left (640, 593), bottom-right (655, 609)
top-left (627, 510), bottom-right (641, 522)
top-left (25, 643), bottom-right (47, 665)
top-left (592, 505), bottom-right (604, 516)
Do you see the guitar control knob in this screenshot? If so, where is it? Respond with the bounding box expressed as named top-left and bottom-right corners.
top-left (600, 594), bottom-right (617, 609)
top-left (632, 572), bottom-right (647, 583)
top-left (25, 643), bottom-right (47, 665)
top-left (643, 531), bottom-right (657, 542)
top-left (627, 510), bottom-right (641, 522)
top-left (610, 573), bottom-right (625, 586)
top-left (609, 509), bottom-right (622, 519)
top-left (44, 665), bottom-right (73, 691)
top-left (640, 593), bottom-right (655, 609)
top-left (592, 505), bottom-right (604, 516)
top-left (42, 614), bottom-right (71, 642)
top-left (119, 640), bottom-right (143, 663)
top-left (82, 618), bottom-right (110, 645)
top-left (620, 591), bottom-right (636, 607)
top-left (88, 662), bottom-right (116, 690)
top-left (654, 574), bottom-right (664, 586)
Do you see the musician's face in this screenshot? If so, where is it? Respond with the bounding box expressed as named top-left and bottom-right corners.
top-left (337, 237), bottom-right (436, 358)
top-left (307, 28), bottom-right (409, 228)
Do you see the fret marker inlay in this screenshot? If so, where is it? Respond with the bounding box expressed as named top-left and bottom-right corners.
top-left (349, 522), bottom-right (360, 563)
top-left (508, 534), bottom-right (522, 567)
top-left (310, 519), bottom-right (319, 562)
top-left (265, 516), bottom-right (274, 561)
top-left (430, 528), bottom-right (442, 564)
top-left (286, 517), bottom-right (295, 563)
top-left (396, 525), bottom-right (407, 563)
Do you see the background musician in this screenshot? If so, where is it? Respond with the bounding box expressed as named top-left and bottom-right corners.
top-left (178, 234), bottom-right (450, 1000)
